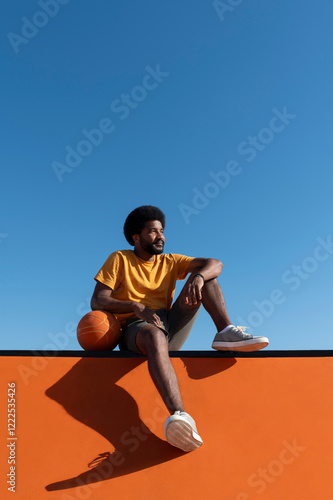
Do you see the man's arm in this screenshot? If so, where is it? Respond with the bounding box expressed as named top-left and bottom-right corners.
top-left (182, 257), bottom-right (223, 307)
top-left (186, 257), bottom-right (223, 280)
top-left (91, 281), bottom-right (163, 327)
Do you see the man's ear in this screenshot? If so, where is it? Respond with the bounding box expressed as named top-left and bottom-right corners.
top-left (132, 234), bottom-right (140, 245)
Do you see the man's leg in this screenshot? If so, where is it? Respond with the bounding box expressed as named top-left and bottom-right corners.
top-left (173, 276), bottom-right (268, 352)
top-left (135, 323), bottom-right (203, 452)
top-left (200, 278), bottom-right (232, 332)
top-left (135, 324), bottom-right (185, 414)
top-left (199, 278), bottom-right (269, 351)
top-left (170, 276), bottom-right (231, 332)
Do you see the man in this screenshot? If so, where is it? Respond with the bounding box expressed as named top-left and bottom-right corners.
top-left (91, 205), bottom-right (269, 453)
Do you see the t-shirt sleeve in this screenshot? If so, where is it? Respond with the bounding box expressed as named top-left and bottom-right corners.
top-left (94, 251), bottom-right (122, 290)
top-left (172, 254), bottom-right (195, 280)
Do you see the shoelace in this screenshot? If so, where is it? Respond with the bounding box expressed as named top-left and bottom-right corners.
top-left (235, 325), bottom-right (252, 338)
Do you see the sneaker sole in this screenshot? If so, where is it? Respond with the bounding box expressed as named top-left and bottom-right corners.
top-left (212, 337), bottom-right (269, 352)
top-left (164, 420), bottom-right (203, 452)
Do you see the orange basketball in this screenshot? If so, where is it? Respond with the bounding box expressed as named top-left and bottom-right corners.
top-left (77, 310), bottom-right (122, 351)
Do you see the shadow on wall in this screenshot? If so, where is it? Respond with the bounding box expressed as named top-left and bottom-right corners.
top-left (45, 356), bottom-right (236, 492)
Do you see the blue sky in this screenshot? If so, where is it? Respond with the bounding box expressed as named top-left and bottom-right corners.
top-left (1, 0), bottom-right (332, 351)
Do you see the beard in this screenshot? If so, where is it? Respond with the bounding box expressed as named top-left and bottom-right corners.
top-left (139, 236), bottom-right (164, 255)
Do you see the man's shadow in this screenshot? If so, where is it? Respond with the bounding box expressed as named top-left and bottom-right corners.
top-left (45, 355), bottom-right (236, 492)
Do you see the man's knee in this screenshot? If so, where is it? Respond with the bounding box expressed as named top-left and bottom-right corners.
top-left (178, 301), bottom-right (201, 314)
top-left (201, 277), bottom-right (221, 295)
top-left (136, 325), bottom-right (168, 355)
top-left (203, 277), bottom-right (218, 287)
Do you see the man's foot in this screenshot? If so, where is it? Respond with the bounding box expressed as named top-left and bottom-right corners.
top-left (212, 325), bottom-right (269, 352)
top-left (163, 411), bottom-right (203, 452)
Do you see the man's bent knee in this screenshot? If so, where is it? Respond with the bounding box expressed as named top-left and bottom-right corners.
top-left (177, 301), bottom-right (201, 315)
top-left (136, 324), bottom-right (168, 356)
top-left (201, 277), bottom-right (222, 296)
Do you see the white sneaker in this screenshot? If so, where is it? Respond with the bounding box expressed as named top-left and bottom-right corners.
top-left (163, 411), bottom-right (203, 452)
top-left (212, 325), bottom-right (269, 352)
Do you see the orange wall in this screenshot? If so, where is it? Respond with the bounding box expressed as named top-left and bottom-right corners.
top-left (1, 354), bottom-right (333, 499)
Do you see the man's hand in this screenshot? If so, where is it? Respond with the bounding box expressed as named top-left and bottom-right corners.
top-left (184, 274), bottom-right (205, 307)
top-left (132, 303), bottom-right (163, 328)
top-left (91, 283), bottom-right (162, 328)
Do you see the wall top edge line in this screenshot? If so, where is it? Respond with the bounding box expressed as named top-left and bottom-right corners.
top-left (0, 350), bottom-right (333, 358)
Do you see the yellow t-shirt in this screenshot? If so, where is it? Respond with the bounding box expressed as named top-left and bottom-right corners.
top-left (94, 250), bottom-right (194, 324)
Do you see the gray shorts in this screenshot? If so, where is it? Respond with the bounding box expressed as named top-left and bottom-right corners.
top-left (119, 299), bottom-right (200, 354)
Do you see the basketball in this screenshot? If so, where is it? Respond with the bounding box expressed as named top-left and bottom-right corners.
top-left (77, 310), bottom-right (122, 350)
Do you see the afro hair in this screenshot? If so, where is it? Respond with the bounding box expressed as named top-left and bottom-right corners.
top-left (123, 205), bottom-right (165, 245)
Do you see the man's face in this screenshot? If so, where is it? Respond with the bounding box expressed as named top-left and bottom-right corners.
top-left (137, 220), bottom-right (165, 255)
